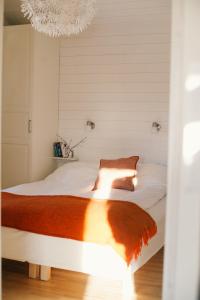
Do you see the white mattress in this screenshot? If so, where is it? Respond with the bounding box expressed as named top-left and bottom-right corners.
top-left (2, 162), bottom-right (166, 280)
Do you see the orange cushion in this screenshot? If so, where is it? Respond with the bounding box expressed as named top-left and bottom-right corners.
top-left (93, 156), bottom-right (139, 191)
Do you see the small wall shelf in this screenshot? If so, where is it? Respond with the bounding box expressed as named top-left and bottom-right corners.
top-left (50, 156), bottom-right (79, 168)
top-left (50, 157), bottom-right (78, 161)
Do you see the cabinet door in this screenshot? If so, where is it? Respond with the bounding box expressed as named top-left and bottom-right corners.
top-left (2, 144), bottom-right (29, 188)
top-left (2, 26), bottom-right (31, 188)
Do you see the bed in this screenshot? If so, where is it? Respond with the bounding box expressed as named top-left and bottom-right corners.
top-left (2, 161), bottom-right (166, 281)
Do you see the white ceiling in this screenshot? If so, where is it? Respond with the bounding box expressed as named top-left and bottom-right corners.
top-left (4, 0), bottom-right (29, 25)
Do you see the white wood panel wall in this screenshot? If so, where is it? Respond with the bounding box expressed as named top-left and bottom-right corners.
top-left (59, 0), bottom-right (171, 164)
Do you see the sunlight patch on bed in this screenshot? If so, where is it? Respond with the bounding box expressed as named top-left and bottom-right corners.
top-left (98, 168), bottom-right (137, 187)
top-left (80, 243), bottom-right (126, 278)
top-left (80, 167), bottom-right (137, 299)
top-left (92, 168), bottom-right (137, 199)
top-left (92, 185), bottom-right (112, 200)
top-left (132, 176), bottom-right (138, 187)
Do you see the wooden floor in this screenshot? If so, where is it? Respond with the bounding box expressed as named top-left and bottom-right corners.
top-left (2, 248), bottom-right (164, 300)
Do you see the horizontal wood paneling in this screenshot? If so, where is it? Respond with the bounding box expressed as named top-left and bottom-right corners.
top-left (60, 111), bottom-right (168, 122)
top-left (61, 64), bottom-right (170, 75)
top-left (61, 54), bottom-right (169, 66)
top-left (61, 73), bottom-right (169, 83)
top-left (60, 83), bottom-right (169, 93)
top-left (61, 34), bottom-right (170, 48)
top-left (60, 44), bottom-right (170, 57)
top-left (59, 0), bottom-right (171, 164)
top-left (59, 93), bottom-right (169, 102)
top-left (60, 101), bottom-right (168, 111)
top-left (88, 6), bottom-right (170, 20)
top-left (59, 120), bottom-right (168, 133)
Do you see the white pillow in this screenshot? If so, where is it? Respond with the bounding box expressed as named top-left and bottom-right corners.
top-left (45, 161), bottom-right (98, 187)
top-left (136, 163), bottom-right (167, 187)
top-left (45, 161), bottom-right (166, 190)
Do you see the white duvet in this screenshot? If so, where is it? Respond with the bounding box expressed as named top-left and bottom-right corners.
top-left (3, 161), bottom-right (167, 278)
top-left (5, 161), bottom-right (167, 211)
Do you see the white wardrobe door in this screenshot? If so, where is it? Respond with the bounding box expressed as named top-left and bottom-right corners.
top-left (2, 26), bottom-right (31, 188)
top-left (2, 144), bottom-right (29, 188)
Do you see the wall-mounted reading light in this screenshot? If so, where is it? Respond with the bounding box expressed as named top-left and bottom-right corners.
top-left (152, 121), bottom-right (161, 132)
top-left (86, 120), bottom-right (95, 130)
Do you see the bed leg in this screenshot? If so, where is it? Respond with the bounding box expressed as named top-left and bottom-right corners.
top-left (28, 263), bottom-right (40, 279)
top-left (40, 265), bottom-right (51, 281)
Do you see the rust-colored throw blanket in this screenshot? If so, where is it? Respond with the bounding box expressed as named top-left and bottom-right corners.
top-left (1, 192), bottom-right (157, 265)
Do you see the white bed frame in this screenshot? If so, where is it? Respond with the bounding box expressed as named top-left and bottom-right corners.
top-left (2, 198), bottom-right (165, 282)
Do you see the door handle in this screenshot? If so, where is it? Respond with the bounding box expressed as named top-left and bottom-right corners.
top-left (28, 119), bottom-right (32, 133)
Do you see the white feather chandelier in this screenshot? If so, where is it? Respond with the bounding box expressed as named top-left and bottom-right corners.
top-left (20, 0), bottom-right (96, 37)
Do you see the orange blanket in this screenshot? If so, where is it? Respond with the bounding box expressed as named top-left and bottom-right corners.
top-left (1, 192), bottom-right (157, 264)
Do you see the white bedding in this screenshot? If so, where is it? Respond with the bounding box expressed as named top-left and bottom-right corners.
top-left (2, 162), bottom-right (167, 279)
top-left (5, 162), bottom-right (167, 210)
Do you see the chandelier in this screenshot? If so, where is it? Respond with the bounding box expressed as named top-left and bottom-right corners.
top-left (20, 0), bottom-right (96, 37)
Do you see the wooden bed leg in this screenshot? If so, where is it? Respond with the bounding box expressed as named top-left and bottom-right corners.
top-left (40, 265), bottom-right (51, 281)
top-left (29, 263), bottom-right (40, 279)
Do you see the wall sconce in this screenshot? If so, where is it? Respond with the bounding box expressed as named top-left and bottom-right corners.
top-left (86, 120), bottom-right (95, 130)
top-left (152, 121), bottom-right (161, 132)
